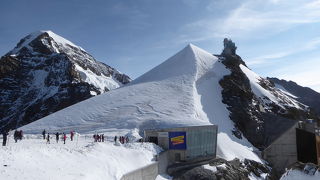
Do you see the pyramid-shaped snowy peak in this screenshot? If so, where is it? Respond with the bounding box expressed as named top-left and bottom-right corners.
top-left (22, 44), bottom-right (262, 162)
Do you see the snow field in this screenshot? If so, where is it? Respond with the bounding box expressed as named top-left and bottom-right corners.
top-left (280, 169), bottom-right (320, 180)
top-left (0, 135), bottom-right (161, 180)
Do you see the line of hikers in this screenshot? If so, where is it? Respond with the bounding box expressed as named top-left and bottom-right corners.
top-left (114, 136), bottom-right (129, 144)
top-left (1, 129), bottom-right (24, 146)
top-left (42, 129), bottom-right (75, 144)
top-left (93, 134), bottom-right (104, 142)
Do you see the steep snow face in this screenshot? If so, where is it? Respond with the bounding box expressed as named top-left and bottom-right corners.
top-left (0, 31), bottom-right (130, 131)
top-left (240, 64), bottom-right (306, 110)
top-left (22, 44), bottom-right (261, 162)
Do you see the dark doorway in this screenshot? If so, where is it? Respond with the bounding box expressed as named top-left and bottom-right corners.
top-left (296, 128), bottom-right (317, 164)
top-left (148, 136), bottom-right (158, 145)
top-left (175, 153), bottom-right (181, 162)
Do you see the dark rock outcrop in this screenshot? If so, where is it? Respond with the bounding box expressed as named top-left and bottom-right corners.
top-left (218, 39), bottom-right (317, 149)
top-left (268, 77), bottom-right (320, 117)
top-left (173, 158), bottom-right (276, 180)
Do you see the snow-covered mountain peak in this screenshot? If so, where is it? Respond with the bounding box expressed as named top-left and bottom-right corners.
top-left (0, 31), bottom-right (131, 132)
top-left (10, 30), bottom-right (84, 55)
top-left (133, 43), bottom-right (219, 84)
top-left (44, 30), bottom-right (85, 51)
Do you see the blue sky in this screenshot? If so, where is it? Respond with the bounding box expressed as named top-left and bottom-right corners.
top-left (1, 0), bottom-right (320, 92)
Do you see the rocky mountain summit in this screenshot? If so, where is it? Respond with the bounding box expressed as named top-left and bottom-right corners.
top-left (268, 77), bottom-right (320, 115)
top-left (218, 38), bottom-right (319, 149)
top-left (0, 31), bottom-right (130, 131)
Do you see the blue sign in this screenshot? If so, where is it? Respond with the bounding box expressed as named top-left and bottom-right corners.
top-left (169, 132), bottom-right (186, 150)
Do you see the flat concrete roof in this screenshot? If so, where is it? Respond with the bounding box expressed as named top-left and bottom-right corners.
top-left (144, 124), bottom-right (217, 132)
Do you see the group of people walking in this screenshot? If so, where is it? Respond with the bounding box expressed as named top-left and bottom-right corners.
top-left (2, 129), bottom-right (134, 147)
top-left (114, 136), bottom-right (129, 144)
top-left (42, 129), bottom-right (75, 144)
top-left (1, 129), bottom-right (23, 146)
top-left (93, 134), bottom-right (104, 142)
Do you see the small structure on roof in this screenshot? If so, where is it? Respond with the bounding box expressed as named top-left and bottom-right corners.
top-left (144, 125), bottom-right (218, 164)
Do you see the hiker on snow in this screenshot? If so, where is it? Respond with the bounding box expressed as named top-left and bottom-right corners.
top-left (19, 130), bottom-right (23, 140)
top-left (2, 131), bottom-right (9, 146)
top-left (63, 133), bottom-right (67, 144)
top-left (114, 136), bottom-right (117, 143)
top-left (55, 132), bottom-right (59, 143)
top-left (70, 131), bottom-right (74, 141)
top-left (14, 130), bottom-right (18, 143)
top-left (42, 129), bottom-right (46, 140)
top-left (46, 133), bottom-right (50, 144)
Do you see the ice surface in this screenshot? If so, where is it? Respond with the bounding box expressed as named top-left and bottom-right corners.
top-left (21, 44), bottom-right (262, 162)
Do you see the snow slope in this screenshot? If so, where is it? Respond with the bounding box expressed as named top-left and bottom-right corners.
top-left (0, 135), bottom-right (160, 180)
top-left (21, 44), bottom-right (261, 162)
top-left (280, 169), bottom-right (320, 180)
top-left (240, 64), bottom-right (305, 110)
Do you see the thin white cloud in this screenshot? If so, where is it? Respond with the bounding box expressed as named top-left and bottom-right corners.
top-left (182, 0), bottom-right (320, 40)
top-left (268, 58), bottom-right (320, 92)
top-left (247, 37), bottom-right (320, 66)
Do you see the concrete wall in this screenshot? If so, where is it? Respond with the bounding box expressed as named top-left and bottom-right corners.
top-left (262, 123), bottom-right (298, 173)
top-left (121, 162), bottom-right (158, 180)
top-left (158, 151), bottom-right (169, 174)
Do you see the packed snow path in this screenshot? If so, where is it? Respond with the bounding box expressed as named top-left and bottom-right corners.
top-left (0, 135), bottom-right (160, 180)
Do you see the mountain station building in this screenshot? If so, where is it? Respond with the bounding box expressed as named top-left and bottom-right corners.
top-left (144, 125), bottom-right (218, 164)
top-left (262, 120), bottom-right (320, 173)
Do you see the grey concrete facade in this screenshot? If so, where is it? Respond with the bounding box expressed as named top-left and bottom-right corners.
top-left (120, 162), bottom-right (159, 180)
top-left (262, 123), bottom-right (298, 173)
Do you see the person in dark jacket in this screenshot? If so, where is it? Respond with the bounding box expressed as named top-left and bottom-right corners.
top-left (63, 133), bottom-right (67, 144)
top-left (14, 130), bottom-right (18, 143)
top-left (19, 130), bottom-right (23, 140)
top-left (55, 132), bottom-right (59, 143)
top-left (46, 133), bottom-right (50, 144)
top-left (70, 131), bottom-right (74, 141)
top-left (114, 136), bottom-right (117, 143)
top-left (2, 131), bottom-right (8, 146)
top-left (101, 134), bottom-right (104, 142)
top-left (42, 129), bottom-right (46, 140)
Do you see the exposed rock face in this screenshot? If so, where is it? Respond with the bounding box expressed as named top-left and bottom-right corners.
top-left (173, 158), bottom-right (276, 180)
top-left (0, 31), bottom-right (131, 131)
top-left (268, 77), bottom-right (320, 116)
top-left (218, 39), bottom-right (318, 149)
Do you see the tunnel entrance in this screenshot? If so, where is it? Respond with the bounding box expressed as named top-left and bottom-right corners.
top-left (296, 128), bottom-right (317, 164)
